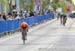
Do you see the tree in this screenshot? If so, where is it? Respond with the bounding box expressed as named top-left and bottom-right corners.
top-left (0, 0), bottom-right (9, 13)
top-left (20, 0), bottom-right (35, 11)
top-left (42, 0), bottom-right (48, 9)
top-left (58, 2), bottom-right (68, 13)
top-left (53, 0), bottom-right (59, 3)
top-left (30, 0), bottom-right (34, 11)
top-left (20, 0), bottom-right (25, 9)
top-left (51, 3), bottom-right (57, 11)
top-left (2, 0), bottom-right (9, 8)
top-left (51, 0), bottom-right (59, 11)
top-left (51, 0), bottom-right (68, 13)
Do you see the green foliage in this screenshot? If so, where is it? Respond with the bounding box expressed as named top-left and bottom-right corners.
top-left (51, 0), bottom-right (59, 11)
top-left (20, 0), bottom-right (25, 9)
top-left (42, 0), bottom-right (47, 9)
top-left (53, 0), bottom-right (59, 3)
top-left (20, 0), bottom-right (35, 11)
top-left (51, 3), bottom-right (57, 11)
top-left (0, 0), bottom-right (9, 11)
top-left (51, 0), bottom-right (67, 13)
top-left (30, 0), bottom-right (34, 11)
top-left (58, 2), bottom-right (68, 13)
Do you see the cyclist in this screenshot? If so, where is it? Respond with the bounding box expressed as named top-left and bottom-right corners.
top-left (20, 22), bottom-right (29, 44)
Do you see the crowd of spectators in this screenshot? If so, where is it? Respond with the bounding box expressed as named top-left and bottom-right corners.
top-left (0, 8), bottom-right (52, 21)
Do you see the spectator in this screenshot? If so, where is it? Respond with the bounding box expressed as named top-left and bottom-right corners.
top-left (27, 11), bottom-right (30, 17)
top-left (20, 9), bottom-right (24, 17)
top-left (33, 11), bottom-right (37, 16)
top-left (29, 11), bottom-right (34, 17)
top-left (47, 9), bottom-right (50, 13)
top-left (12, 9), bottom-right (17, 17)
top-left (2, 14), bottom-right (7, 20)
top-left (56, 7), bottom-right (62, 20)
top-left (8, 11), bottom-right (12, 16)
top-left (7, 15), bottom-right (13, 20)
top-left (15, 14), bottom-right (21, 19)
top-left (23, 11), bottom-right (28, 18)
top-left (0, 14), bottom-right (3, 21)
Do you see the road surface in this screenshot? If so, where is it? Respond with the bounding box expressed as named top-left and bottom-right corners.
top-left (0, 18), bottom-right (75, 51)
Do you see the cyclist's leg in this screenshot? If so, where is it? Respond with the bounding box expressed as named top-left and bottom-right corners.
top-left (23, 39), bottom-right (25, 44)
top-left (63, 15), bottom-right (67, 26)
top-left (60, 15), bottom-right (62, 24)
top-left (63, 18), bottom-right (66, 26)
top-left (22, 32), bottom-right (26, 44)
top-left (57, 13), bottom-right (59, 20)
top-left (25, 33), bottom-right (27, 40)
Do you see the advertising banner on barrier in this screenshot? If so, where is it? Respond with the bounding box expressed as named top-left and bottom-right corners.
top-left (0, 13), bottom-right (54, 34)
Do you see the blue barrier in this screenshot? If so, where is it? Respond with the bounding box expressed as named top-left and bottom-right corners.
top-left (0, 13), bottom-right (54, 34)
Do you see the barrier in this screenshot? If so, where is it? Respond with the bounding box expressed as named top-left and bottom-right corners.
top-left (0, 13), bottom-right (54, 35)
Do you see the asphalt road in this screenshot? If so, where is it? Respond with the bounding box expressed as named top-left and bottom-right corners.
top-left (0, 18), bottom-right (75, 51)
